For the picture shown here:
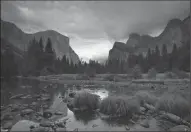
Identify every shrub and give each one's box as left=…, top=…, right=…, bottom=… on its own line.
left=85, top=67, right=96, bottom=78
left=131, top=65, right=142, bottom=79
left=155, top=93, right=190, bottom=118
left=104, top=74, right=115, bottom=81
left=99, top=96, right=140, bottom=117
left=76, top=74, right=90, bottom=80
left=172, top=69, right=189, bottom=79
left=73, top=90, right=100, bottom=111
left=135, top=91, right=158, bottom=106
left=148, top=68, right=157, bottom=79
left=103, top=74, right=122, bottom=82
left=165, top=72, right=178, bottom=79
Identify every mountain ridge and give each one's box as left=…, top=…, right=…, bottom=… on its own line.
left=108, top=16, right=190, bottom=61
left=1, top=19, right=79, bottom=64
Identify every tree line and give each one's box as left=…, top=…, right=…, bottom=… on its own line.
left=1, top=37, right=190, bottom=80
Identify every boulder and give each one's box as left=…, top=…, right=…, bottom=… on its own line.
left=43, top=110, right=52, bottom=118
left=31, top=126, right=52, bottom=132
left=1, top=113, right=13, bottom=121
left=10, top=120, right=39, bottom=132
left=2, top=121, right=13, bottom=129
left=10, top=94, right=24, bottom=99
left=140, top=119, right=150, bottom=128
left=169, top=125, right=190, bottom=131
left=39, top=120, right=54, bottom=127
left=20, top=109, right=34, bottom=116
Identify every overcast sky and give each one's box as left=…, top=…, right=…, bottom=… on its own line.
left=1, top=1, right=190, bottom=62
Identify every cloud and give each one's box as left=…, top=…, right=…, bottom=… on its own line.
left=1, top=1, right=190, bottom=61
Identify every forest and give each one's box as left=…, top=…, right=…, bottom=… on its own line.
left=1, top=37, right=190, bottom=80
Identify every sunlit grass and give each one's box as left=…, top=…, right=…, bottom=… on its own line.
left=155, top=92, right=190, bottom=118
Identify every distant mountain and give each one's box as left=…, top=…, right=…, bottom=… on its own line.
left=108, top=16, right=190, bottom=61
left=1, top=20, right=79, bottom=64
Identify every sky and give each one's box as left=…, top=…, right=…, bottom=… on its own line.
left=1, top=1, right=190, bottom=62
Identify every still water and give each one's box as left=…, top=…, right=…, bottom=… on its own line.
left=1, top=78, right=134, bottom=131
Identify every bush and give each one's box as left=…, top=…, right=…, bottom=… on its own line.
left=155, top=93, right=190, bottom=118
left=104, top=74, right=115, bottom=81
left=148, top=68, right=157, bottom=79
left=172, top=69, right=189, bottom=79
left=135, top=91, right=158, bottom=106
left=76, top=74, right=90, bottom=80
left=103, top=74, right=122, bottom=82
left=165, top=72, right=178, bottom=79
left=131, top=65, right=142, bottom=79
left=99, top=96, right=140, bottom=117
left=85, top=67, right=96, bottom=78
left=72, top=90, right=100, bottom=111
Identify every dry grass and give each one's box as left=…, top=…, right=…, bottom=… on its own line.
left=155, top=92, right=190, bottom=118
left=73, top=90, right=100, bottom=110
left=135, top=91, right=158, bottom=106
left=99, top=96, right=140, bottom=117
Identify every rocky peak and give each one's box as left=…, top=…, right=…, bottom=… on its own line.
left=108, top=16, right=190, bottom=61
left=1, top=19, right=79, bottom=64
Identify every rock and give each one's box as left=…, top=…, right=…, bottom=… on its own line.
left=39, top=120, right=54, bottom=127
left=41, top=97, right=50, bottom=101
left=56, top=127, right=66, bottom=131
left=140, top=119, right=150, bottom=128
left=36, top=112, right=43, bottom=117
left=43, top=104, right=49, bottom=109
left=20, top=109, right=34, bottom=116
left=23, top=104, right=29, bottom=107
left=1, top=106, right=6, bottom=111
left=169, top=125, right=190, bottom=131
left=92, top=124, right=98, bottom=128
left=10, top=120, right=39, bottom=132
left=34, top=94, right=41, bottom=99
left=31, top=102, right=38, bottom=106
left=31, top=126, right=51, bottom=132
left=11, top=104, right=20, bottom=112
left=125, top=125, right=130, bottom=130
left=43, top=110, right=52, bottom=118
left=2, top=122, right=13, bottom=129
left=10, top=94, right=24, bottom=99
left=1, top=113, right=13, bottom=121
left=55, top=122, right=66, bottom=128
left=54, top=111, right=63, bottom=115
left=21, top=95, right=32, bottom=99
left=73, top=128, right=78, bottom=131
left=1, top=129, right=8, bottom=132
left=140, top=107, right=146, bottom=112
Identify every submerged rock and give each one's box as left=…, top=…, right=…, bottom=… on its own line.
left=1, top=113, right=13, bottom=121
left=43, top=110, right=53, bottom=118
left=21, top=109, right=34, bottom=116
left=54, top=111, right=63, bottom=115
left=31, top=126, right=52, bottom=132
left=56, top=127, right=66, bottom=131
left=2, top=121, right=13, bottom=129
left=10, top=120, right=39, bottom=132
left=169, top=125, right=190, bottom=131
left=10, top=94, right=24, bottom=99
left=92, top=124, right=98, bottom=128
left=39, top=120, right=54, bottom=127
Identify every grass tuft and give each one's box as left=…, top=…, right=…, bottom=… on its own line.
left=73, top=90, right=100, bottom=111
left=155, top=93, right=190, bottom=118
left=135, top=91, right=158, bottom=106
left=99, top=96, right=140, bottom=117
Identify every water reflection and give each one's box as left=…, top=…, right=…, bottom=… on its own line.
left=1, top=78, right=130, bottom=131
